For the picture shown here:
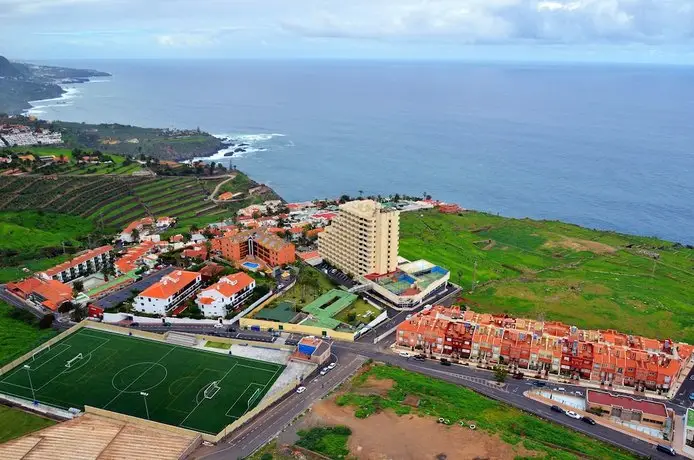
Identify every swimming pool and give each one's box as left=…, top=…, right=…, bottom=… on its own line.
left=242, top=261, right=260, bottom=271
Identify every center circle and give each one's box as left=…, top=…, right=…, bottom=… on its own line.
left=112, top=362, right=168, bottom=393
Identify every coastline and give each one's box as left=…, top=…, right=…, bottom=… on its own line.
left=189, top=133, right=287, bottom=164
left=24, top=86, right=81, bottom=117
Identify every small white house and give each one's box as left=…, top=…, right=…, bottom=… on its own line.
left=195, top=272, right=256, bottom=318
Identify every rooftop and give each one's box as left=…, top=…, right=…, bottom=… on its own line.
left=587, top=390, right=668, bottom=417
left=138, top=270, right=199, bottom=299
left=200, top=272, right=254, bottom=299
left=42, top=245, right=113, bottom=277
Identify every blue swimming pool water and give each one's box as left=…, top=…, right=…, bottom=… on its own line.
left=242, top=262, right=260, bottom=269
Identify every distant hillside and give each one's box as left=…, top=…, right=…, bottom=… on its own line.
left=0, top=56, right=22, bottom=77
left=0, top=56, right=110, bottom=114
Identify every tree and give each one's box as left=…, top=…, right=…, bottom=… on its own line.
left=493, top=366, right=508, bottom=383
left=39, top=313, right=55, bottom=329
left=347, top=312, right=357, bottom=323
left=131, top=228, right=140, bottom=242
left=72, top=280, right=84, bottom=295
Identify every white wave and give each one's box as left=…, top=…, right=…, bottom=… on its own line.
left=24, top=86, right=81, bottom=116
left=212, top=132, right=285, bottom=143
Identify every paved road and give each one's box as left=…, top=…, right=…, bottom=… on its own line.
left=94, top=266, right=176, bottom=309
left=331, top=342, right=683, bottom=459
left=191, top=349, right=367, bottom=460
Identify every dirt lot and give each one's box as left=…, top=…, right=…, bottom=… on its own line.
left=300, top=399, right=536, bottom=460
left=544, top=237, right=616, bottom=255
left=352, top=376, right=394, bottom=396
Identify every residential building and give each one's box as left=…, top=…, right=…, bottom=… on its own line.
left=133, top=270, right=201, bottom=315
left=396, top=306, right=692, bottom=395
left=292, top=336, right=331, bottom=365
left=195, top=272, right=255, bottom=317
left=363, top=258, right=449, bottom=307
left=211, top=228, right=295, bottom=268
left=114, top=241, right=155, bottom=274
left=7, top=277, right=73, bottom=311
left=318, top=199, right=399, bottom=276
left=586, top=390, right=673, bottom=433
left=120, top=217, right=154, bottom=243
left=40, top=246, right=114, bottom=283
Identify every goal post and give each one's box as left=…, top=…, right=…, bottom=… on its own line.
left=65, top=353, right=83, bottom=368
left=204, top=381, right=221, bottom=400
left=247, top=387, right=261, bottom=410
left=32, top=345, right=50, bottom=361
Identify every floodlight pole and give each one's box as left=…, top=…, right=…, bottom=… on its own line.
left=140, top=392, right=149, bottom=419
left=24, top=365, right=36, bottom=401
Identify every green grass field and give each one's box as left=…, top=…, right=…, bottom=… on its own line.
left=0, top=302, right=56, bottom=367
left=337, top=365, right=637, bottom=460
left=400, top=210, right=694, bottom=342
left=0, top=328, right=284, bottom=434
left=0, top=405, right=56, bottom=443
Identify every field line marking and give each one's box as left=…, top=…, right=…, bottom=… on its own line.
left=225, top=382, right=265, bottom=418
left=0, top=381, right=34, bottom=391
left=22, top=344, right=72, bottom=372
left=166, top=367, right=220, bottom=410
left=35, top=336, right=112, bottom=392
left=103, top=346, right=176, bottom=410
left=236, top=363, right=282, bottom=374
left=179, top=363, right=237, bottom=428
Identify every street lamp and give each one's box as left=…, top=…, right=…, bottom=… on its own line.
left=140, top=392, right=149, bottom=419
left=23, top=365, right=36, bottom=401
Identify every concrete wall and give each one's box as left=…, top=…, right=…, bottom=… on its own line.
left=85, top=405, right=201, bottom=440
left=239, top=317, right=355, bottom=342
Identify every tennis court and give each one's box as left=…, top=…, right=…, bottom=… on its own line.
left=0, top=328, right=284, bottom=434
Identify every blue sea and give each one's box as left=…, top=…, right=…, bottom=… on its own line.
left=28, top=60, right=694, bottom=243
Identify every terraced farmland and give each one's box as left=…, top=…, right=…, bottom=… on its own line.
left=0, top=176, right=230, bottom=231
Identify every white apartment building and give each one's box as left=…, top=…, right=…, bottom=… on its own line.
left=133, top=270, right=201, bottom=315
left=40, top=245, right=114, bottom=283
left=195, top=272, right=256, bottom=318
left=318, top=200, right=399, bottom=276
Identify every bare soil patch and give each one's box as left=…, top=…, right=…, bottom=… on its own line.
left=544, top=237, right=616, bottom=255
left=353, top=376, right=394, bottom=397
left=303, top=400, right=537, bottom=460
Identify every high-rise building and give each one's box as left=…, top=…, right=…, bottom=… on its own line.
left=318, top=200, right=399, bottom=276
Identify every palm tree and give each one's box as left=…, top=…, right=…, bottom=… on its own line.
left=358, top=190, right=364, bottom=198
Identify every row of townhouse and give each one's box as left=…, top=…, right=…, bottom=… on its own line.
left=40, top=245, right=114, bottom=283
left=397, top=306, right=693, bottom=393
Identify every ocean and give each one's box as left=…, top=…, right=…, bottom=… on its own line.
left=27, top=59, right=694, bottom=243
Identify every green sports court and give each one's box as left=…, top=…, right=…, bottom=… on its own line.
left=0, top=328, right=284, bottom=434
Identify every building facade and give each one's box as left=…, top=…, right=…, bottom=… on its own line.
left=211, top=229, right=295, bottom=267
left=396, top=306, right=692, bottom=395
left=195, top=272, right=256, bottom=318
left=133, top=270, right=201, bottom=315
left=318, top=200, right=399, bottom=276
left=586, top=390, right=672, bottom=433
left=40, top=246, right=114, bottom=283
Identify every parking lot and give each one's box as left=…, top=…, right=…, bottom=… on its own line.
left=315, top=262, right=357, bottom=288
left=94, top=266, right=175, bottom=309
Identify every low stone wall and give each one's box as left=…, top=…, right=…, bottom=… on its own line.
left=85, top=321, right=166, bottom=341
left=85, top=405, right=201, bottom=440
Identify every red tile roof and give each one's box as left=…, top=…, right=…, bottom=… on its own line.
left=32, top=279, right=73, bottom=311
left=587, top=390, right=667, bottom=417
left=138, top=271, right=199, bottom=299
left=42, top=246, right=113, bottom=277
left=200, top=272, right=254, bottom=299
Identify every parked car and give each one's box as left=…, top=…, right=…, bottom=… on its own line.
left=213, top=322, right=224, bottom=329
left=129, top=322, right=139, bottom=327
left=512, top=372, right=524, bottom=380
left=414, top=355, right=426, bottom=361
left=399, top=352, right=410, bottom=358
left=296, top=386, right=306, bottom=394
left=689, top=392, right=694, bottom=401
left=320, top=367, right=329, bottom=376
left=533, top=381, right=547, bottom=387
left=550, top=405, right=565, bottom=414
left=328, top=362, right=337, bottom=370
left=440, top=358, right=451, bottom=366
left=557, top=387, right=566, bottom=392
left=574, top=391, right=583, bottom=396
left=656, top=445, right=677, bottom=456
left=581, top=416, right=596, bottom=425
left=565, top=411, right=581, bottom=420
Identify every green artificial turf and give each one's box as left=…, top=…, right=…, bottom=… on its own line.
left=0, top=328, right=284, bottom=434
left=400, top=209, right=694, bottom=342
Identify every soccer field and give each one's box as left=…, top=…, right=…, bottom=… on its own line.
left=0, top=328, right=285, bottom=434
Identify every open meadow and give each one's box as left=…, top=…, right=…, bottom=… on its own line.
left=400, top=209, right=694, bottom=342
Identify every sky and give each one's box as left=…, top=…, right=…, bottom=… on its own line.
left=1, top=0, right=693, bottom=64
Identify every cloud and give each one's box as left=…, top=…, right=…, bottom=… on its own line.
left=280, top=0, right=694, bottom=45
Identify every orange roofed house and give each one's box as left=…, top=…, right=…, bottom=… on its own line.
left=194, top=272, right=255, bottom=318
left=396, top=306, right=692, bottom=395
left=211, top=228, right=295, bottom=269
left=7, top=278, right=74, bottom=312
left=133, top=270, right=201, bottom=315
left=39, top=245, right=114, bottom=283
